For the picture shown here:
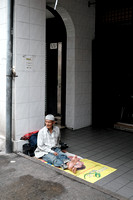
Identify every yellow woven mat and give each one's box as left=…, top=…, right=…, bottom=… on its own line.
left=39, top=158, right=117, bottom=183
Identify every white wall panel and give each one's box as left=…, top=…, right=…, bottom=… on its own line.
left=12, top=0, right=46, bottom=151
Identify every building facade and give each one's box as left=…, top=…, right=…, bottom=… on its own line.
left=0, top=0, right=95, bottom=152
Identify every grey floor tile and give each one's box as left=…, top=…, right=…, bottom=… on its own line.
left=114, top=151, right=128, bottom=157
left=107, top=159, right=126, bottom=168
left=83, top=150, right=98, bottom=156
left=128, top=169, right=133, bottom=174
left=112, top=170, right=128, bottom=177
left=96, top=174, right=117, bottom=185
left=120, top=173, right=133, bottom=181
left=103, top=181, right=124, bottom=192
left=124, top=160, right=133, bottom=167
left=116, top=186, right=133, bottom=199
left=97, top=156, right=117, bottom=163
left=107, top=197, right=120, bottom=200
left=78, top=143, right=90, bottom=148
left=121, top=148, right=133, bottom=153
left=126, top=153, right=133, bottom=159
left=60, top=127, right=133, bottom=199
left=79, top=153, right=90, bottom=158
left=76, top=148, right=90, bottom=154
left=119, top=155, right=132, bottom=162
left=126, top=181, right=133, bottom=189
left=88, top=156, right=102, bottom=161
left=96, top=159, right=111, bottom=165
left=113, top=177, right=130, bottom=185
left=118, top=165, right=131, bottom=173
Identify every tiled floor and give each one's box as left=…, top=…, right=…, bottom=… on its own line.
left=61, top=127, right=133, bottom=200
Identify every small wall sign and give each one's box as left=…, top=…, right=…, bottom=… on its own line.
left=50, top=43, right=57, bottom=49
left=25, top=56, right=32, bottom=71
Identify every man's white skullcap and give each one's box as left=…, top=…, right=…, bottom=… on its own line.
left=45, top=114, right=55, bottom=121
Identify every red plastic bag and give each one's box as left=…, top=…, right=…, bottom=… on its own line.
left=20, top=130, right=39, bottom=140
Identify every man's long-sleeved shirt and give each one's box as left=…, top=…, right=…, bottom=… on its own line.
left=35, top=126, right=61, bottom=158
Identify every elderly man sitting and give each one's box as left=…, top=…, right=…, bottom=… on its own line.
left=35, top=114, right=78, bottom=173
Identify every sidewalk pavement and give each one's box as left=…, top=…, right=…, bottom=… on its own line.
left=0, top=151, right=128, bottom=200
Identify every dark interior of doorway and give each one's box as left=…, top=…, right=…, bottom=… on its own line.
left=92, top=0, right=133, bottom=128
left=46, top=6, right=66, bottom=126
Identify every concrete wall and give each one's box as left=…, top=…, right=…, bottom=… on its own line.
left=12, top=0, right=46, bottom=151
left=0, top=0, right=7, bottom=152
left=46, top=0, right=95, bottom=129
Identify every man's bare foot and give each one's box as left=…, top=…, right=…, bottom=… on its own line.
left=71, top=166, right=77, bottom=174
left=71, top=155, right=79, bottom=162
left=67, top=155, right=79, bottom=172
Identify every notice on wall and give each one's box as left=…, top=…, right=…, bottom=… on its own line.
left=25, top=56, right=32, bottom=71
left=50, top=43, right=57, bottom=49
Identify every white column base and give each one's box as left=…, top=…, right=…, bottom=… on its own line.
left=0, top=136, right=5, bottom=152
left=13, top=140, right=28, bottom=153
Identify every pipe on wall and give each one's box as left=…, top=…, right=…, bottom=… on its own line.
left=6, top=0, right=14, bottom=153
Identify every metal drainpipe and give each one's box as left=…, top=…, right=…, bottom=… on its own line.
left=6, top=0, right=14, bottom=153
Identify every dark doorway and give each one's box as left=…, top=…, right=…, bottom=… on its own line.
left=92, top=1, right=133, bottom=127
left=46, top=6, right=66, bottom=126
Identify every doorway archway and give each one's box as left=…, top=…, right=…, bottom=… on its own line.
left=46, top=6, right=66, bottom=126
left=46, top=4, right=76, bottom=129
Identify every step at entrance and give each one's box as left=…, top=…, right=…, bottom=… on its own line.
left=55, top=116, right=65, bottom=129
left=114, top=122, right=133, bottom=132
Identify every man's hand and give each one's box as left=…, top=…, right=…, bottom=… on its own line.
left=53, top=152, right=58, bottom=156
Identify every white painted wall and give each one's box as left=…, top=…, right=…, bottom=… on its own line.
left=0, top=0, right=7, bottom=152
left=46, top=0, right=95, bottom=129
left=74, top=3, right=95, bottom=129
left=12, top=0, right=46, bottom=151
